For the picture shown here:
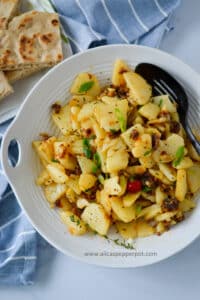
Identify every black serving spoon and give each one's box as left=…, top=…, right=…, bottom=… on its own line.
left=135, top=63, right=200, bottom=155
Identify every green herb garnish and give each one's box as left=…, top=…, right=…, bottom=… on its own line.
left=135, top=205, right=142, bottom=215
left=98, top=174, right=105, bottom=184
left=76, top=219, right=80, bottom=226
left=93, top=152, right=101, bottom=168
left=70, top=215, right=75, bottom=222
left=61, top=33, right=69, bottom=44
left=173, top=146, right=185, bottom=167
left=51, top=158, right=59, bottom=163
left=144, top=149, right=152, bottom=156
left=92, top=165, right=98, bottom=173
left=113, top=238, right=135, bottom=250
left=159, top=98, right=163, bottom=107
left=82, top=138, right=92, bottom=159
left=142, top=186, right=152, bottom=193
left=79, top=81, right=94, bottom=93
left=115, top=108, right=126, bottom=132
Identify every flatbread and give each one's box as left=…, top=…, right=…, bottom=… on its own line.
left=0, top=10, right=63, bottom=70
left=5, top=65, right=47, bottom=83
left=0, top=0, right=20, bottom=29
left=0, top=70, right=13, bottom=100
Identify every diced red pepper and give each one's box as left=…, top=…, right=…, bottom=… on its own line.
left=127, top=180, right=142, bottom=193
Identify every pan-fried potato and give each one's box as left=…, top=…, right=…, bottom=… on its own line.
left=123, top=72, right=152, bottom=105
left=98, top=190, right=112, bottom=215
left=106, top=148, right=128, bottom=172
left=81, top=203, right=110, bottom=235
left=52, top=104, right=72, bottom=135
left=166, top=134, right=185, bottom=159
left=44, top=183, right=66, bottom=204
left=139, top=103, right=160, bottom=120
left=60, top=211, right=87, bottom=235
left=112, top=59, right=130, bottom=86
left=179, top=198, right=195, bottom=212
left=70, top=73, right=101, bottom=97
left=34, top=59, right=199, bottom=242
left=94, top=99, right=128, bottom=132
left=175, top=169, right=187, bottom=201
left=66, top=175, right=81, bottom=195
left=116, top=221, right=137, bottom=239
left=123, top=192, right=141, bottom=207
left=77, top=156, right=96, bottom=174
left=159, top=163, right=176, bottom=182
left=132, top=133, right=152, bottom=158
left=155, top=186, right=166, bottom=205
left=153, top=95, right=176, bottom=113
left=33, top=137, right=56, bottom=166
left=137, top=204, right=161, bottom=220
left=121, top=124, right=144, bottom=149
left=187, top=165, right=200, bottom=193
left=46, top=162, right=68, bottom=184
left=36, top=169, right=53, bottom=186
left=136, top=220, right=155, bottom=237
left=79, top=173, right=97, bottom=191
left=110, top=197, right=136, bottom=223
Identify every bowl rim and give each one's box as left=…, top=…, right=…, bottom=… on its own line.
left=2, top=44, right=200, bottom=268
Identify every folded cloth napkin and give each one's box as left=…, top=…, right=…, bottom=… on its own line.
left=0, top=0, right=180, bottom=285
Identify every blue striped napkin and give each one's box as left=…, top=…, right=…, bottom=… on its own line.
left=0, top=0, right=180, bottom=285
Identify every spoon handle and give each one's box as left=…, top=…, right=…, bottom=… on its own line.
left=184, top=120, right=200, bottom=155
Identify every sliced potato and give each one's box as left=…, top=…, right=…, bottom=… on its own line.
left=77, top=156, right=96, bottom=174
left=112, top=59, right=130, bottom=86
left=67, top=175, right=81, bottom=195
left=132, top=133, right=152, bottom=158
left=149, top=169, right=171, bottom=185
left=58, top=197, right=72, bottom=211
left=136, top=220, right=155, bottom=237
left=81, top=203, right=110, bottom=235
left=78, top=102, right=96, bottom=122
left=159, top=163, right=176, bottom=182
left=70, top=73, right=101, bottom=97
left=36, top=169, right=53, bottom=186
left=123, top=72, right=152, bottom=105
left=153, top=95, right=176, bottom=113
left=94, top=99, right=128, bottom=132
left=116, top=221, right=137, bottom=239
left=79, top=173, right=97, bottom=191
left=166, top=134, right=185, bottom=159
left=139, top=155, right=155, bottom=168
left=138, top=204, right=161, bottom=220
left=99, top=190, right=112, bottom=215
left=174, top=157, right=193, bottom=169
left=44, top=183, right=66, bottom=204
left=106, top=148, right=128, bottom=173
left=121, top=124, right=144, bottom=149
left=187, top=164, right=200, bottom=193
left=139, top=103, right=160, bottom=120
left=123, top=192, right=141, bottom=207
left=175, top=169, right=187, bottom=201
left=60, top=211, right=87, bottom=235
left=104, top=176, right=122, bottom=196
left=33, top=137, right=56, bottom=166
left=179, top=198, right=195, bottom=212
left=52, top=104, right=72, bottom=135
left=46, top=162, right=68, bottom=184
left=187, top=142, right=200, bottom=161
left=155, top=186, right=166, bottom=205
left=126, top=165, right=146, bottom=175
left=110, top=197, right=136, bottom=223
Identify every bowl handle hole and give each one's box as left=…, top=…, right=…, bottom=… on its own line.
left=7, top=139, right=21, bottom=168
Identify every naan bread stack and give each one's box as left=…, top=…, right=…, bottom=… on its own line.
left=0, top=0, right=63, bottom=101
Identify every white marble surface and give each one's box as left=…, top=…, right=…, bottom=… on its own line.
left=1, top=0, right=200, bottom=298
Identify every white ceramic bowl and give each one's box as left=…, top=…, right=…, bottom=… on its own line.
left=1, top=45, right=200, bottom=268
